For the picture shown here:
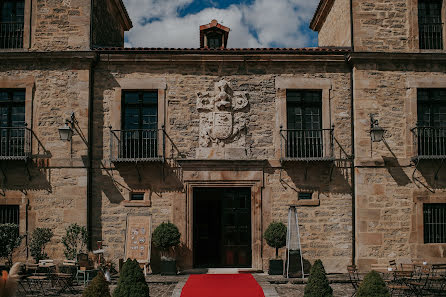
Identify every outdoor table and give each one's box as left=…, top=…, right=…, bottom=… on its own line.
left=26, top=275, right=48, bottom=296
left=76, top=268, right=98, bottom=287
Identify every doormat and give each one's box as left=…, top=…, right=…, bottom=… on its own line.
left=180, top=274, right=265, bottom=297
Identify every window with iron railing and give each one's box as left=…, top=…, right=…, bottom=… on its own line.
left=414, top=89, right=446, bottom=158
left=0, top=0, right=24, bottom=49
left=0, top=205, right=19, bottom=225
left=418, top=0, right=443, bottom=50
left=283, top=90, right=328, bottom=159
left=424, top=203, right=446, bottom=243
left=116, top=90, right=158, bottom=160
left=0, top=89, right=29, bottom=159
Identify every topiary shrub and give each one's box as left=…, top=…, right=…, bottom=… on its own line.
left=304, top=259, right=333, bottom=297
left=152, top=222, right=181, bottom=260
left=357, top=270, right=390, bottom=297
left=82, top=271, right=111, bottom=297
left=61, top=223, right=88, bottom=260
left=0, top=224, right=23, bottom=266
left=113, top=259, right=149, bottom=297
left=29, top=227, right=54, bottom=263
left=264, top=222, right=287, bottom=258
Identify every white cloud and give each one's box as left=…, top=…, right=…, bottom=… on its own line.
left=123, top=0, right=318, bottom=48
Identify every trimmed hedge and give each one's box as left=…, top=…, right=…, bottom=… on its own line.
left=357, top=270, right=390, bottom=297
left=263, top=222, right=287, bottom=258
left=82, top=271, right=110, bottom=297
left=304, top=259, right=333, bottom=297
left=113, top=259, right=149, bottom=297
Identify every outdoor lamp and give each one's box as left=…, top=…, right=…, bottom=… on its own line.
left=370, top=114, right=385, bottom=142
left=59, top=113, right=75, bottom=141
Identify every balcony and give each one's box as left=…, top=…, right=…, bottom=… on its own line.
left=110, top=128, right=165, bottom=162
left=411, top=126, right=446, bottom=160
left=419, top=23, right=443, bottom=50
left=280, top=128, right=334, bottom=162
left=0, top=127, right=31, bottom=160
left=0, top=22, right=24, bottom=49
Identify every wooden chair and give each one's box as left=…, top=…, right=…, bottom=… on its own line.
left=347, top=265, right=361, bottom=297
left=389, top=260, right=398, bottom=271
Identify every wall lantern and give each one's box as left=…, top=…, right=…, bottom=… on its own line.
left=59, top=113, right=75, bottom=141
left=370, top=114, right=385, bottom=142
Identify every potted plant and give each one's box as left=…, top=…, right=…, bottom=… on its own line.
left=264, top=221, right=287, bottom=275
left=152, top=222, right=181, bottom=275
left=61, top=223, right=88, bottom=260
left=29, top=227, right=54, bottom=263
left=0, top=224, right=24, bottom=268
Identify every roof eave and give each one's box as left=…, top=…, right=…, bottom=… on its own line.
left=112, top=0, right=133, bottom=31
left=310, top=0, right=335, bottom=32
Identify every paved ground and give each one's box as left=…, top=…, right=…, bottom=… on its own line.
left=15, top=273, right=355, bottom=297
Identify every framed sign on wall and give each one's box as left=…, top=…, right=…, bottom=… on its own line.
left=124, top=215, right=152, bottom=275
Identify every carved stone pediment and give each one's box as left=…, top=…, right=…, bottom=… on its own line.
left=196, top=79, right=249, bottom=159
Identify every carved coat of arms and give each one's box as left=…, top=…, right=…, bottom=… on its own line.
left=197, top=80, right=249, bottom=148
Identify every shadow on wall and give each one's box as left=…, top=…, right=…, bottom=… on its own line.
left=0, top=160, right=52, bottom=193
left=413, top=160, right=446, bottom=191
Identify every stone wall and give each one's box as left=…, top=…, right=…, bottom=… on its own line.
left=92, top=58, right=353, bottom=272
left=32, top=0, right=91, bottom=51
left=353, top=61, right=446, bottom=270
left=318, top=0, right=351, bottom=47
left=0, top=60, right=91, bottom=261
left=92, top=0, right=125, bottom=47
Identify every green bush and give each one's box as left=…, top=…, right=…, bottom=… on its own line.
left=82, top=271, right=111, bottom=297
left=304, top=259, right=333, bottom=297
left=263, top=222, right=287, bottom=258
left=152, top=222, right=180, bottom=259
left=113, top=259, right=149, bottom=297
left=0, top=224, right=23, bottom=266
left=61, top=223, right=88, bottom=260
left=29, top=227, right=54, bottom=263
left=357, top=270, right=390, bottom=297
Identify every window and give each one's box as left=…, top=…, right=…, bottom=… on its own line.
left=0, top=0, right=24, bottom=49
left=423, top=203, right=446, bottom=243
left=120, top=91, right=158, bottom=159
left=0, top=89, right=26, bottom=158
left=130, top=192, right=144, bottom=201
left=207, top=32, right=222, bottom=48
left=0, top=205, right=19, bottom=225
left=416, top=88, right=446, bottom=156
left=285, top=90, right=323, bottom=158
left=418, top=0, right=443, bottom=49
left=298, top=192, right=313, bottom=200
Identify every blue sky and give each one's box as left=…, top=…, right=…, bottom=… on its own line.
left=123, top=0, right=319, bottom=48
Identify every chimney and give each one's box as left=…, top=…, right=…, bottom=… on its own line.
left=199, top=20, right=230, bottom=49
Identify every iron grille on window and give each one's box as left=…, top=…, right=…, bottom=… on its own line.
left=418, top=0, right=443, bottom=49
left=424, top=203, right=446, bottom=243
left=414, top=89, right=446, bottom=158
left=0, top=0, right=24, bottom=49
left=282, top=90, right=333, bottom=160
left=0, top=205, right=19, bottom=225
left=0, top=89, right=29, bottom=159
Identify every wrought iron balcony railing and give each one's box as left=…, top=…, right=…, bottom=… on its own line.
left=110, top=128, right=165, bottom=162
left=280, top=128, right=334, bottom=161
left=412, top=126, right=446, bottom=159
left=419, top=23, right=443, bottom=50
left=0, top=127, right=31, bottom=160
left=0, top=22, right=24, bottom=49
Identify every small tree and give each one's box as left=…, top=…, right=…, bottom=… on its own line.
left=83, top=271, right=111, bottom=297
left=61, top=223, right=88, bottom=260
left=29, top=227, right=54, bottom=263
left=304, top=259, right=333, bottom=297
left=264, top=222, right=287, bottom=258
left=357, top=270, right=390, bottom=297
left=112, top=259, right=149, bottom=297
left=152, top=222, right=181, bottom=259
left=0, top=224, right=23, bottom=266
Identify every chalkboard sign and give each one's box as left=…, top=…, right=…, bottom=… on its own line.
left=124, top=215, right=152, bottom=263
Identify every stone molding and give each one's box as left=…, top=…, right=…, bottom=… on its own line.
left=274, top=77, right=332, bottom=159
left=111, top=77, right=166, bottom=156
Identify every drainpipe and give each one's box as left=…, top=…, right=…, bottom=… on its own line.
left=87, top=54, right=98, bottom=250
left=349, top=0, right=356, bottom=266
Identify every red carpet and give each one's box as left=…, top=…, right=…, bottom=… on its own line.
left=180, top=274, right=265, bottom=297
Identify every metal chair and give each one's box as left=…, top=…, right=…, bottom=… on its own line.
left=347, top=265, right=361, bottom=297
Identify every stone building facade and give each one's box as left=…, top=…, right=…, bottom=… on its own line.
left=0, top=0, right=445, bottom=273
